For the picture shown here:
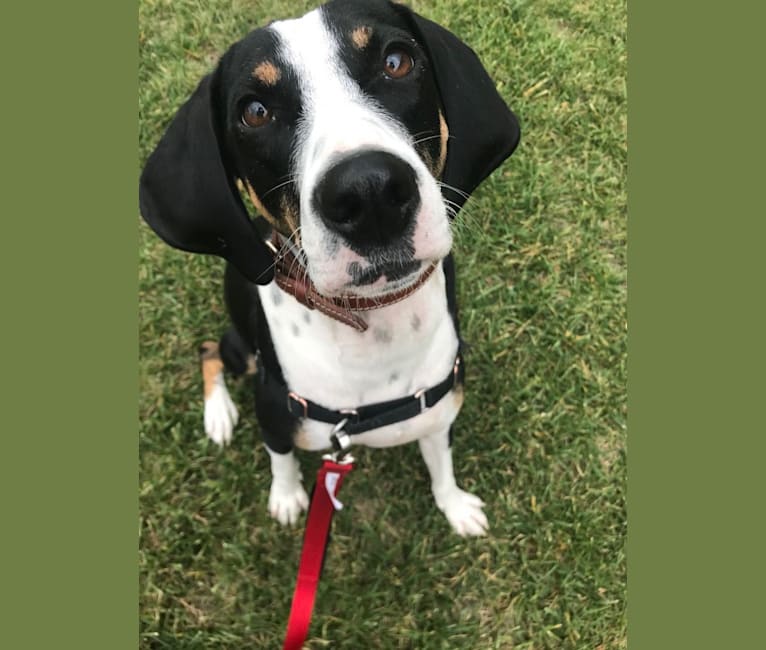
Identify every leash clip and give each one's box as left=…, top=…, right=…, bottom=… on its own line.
left=327, top=417, right=354, bottom=463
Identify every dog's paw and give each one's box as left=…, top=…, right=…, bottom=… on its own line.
left=268, top=481, right=310, bottom=526
left=438, top=488, right=489, bottom=537
left=204, top=383, right=239, bottom=446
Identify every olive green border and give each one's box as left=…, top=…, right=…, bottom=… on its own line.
left=629, top=2, right=764, bottom=648
left=2, top=3, right=137, bottom=647
left=4, top=0, right=763, bottom=647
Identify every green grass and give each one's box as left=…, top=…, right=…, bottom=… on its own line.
left=139, top=0, right=626, bottom=647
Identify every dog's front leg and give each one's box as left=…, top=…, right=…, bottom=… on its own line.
left=418, top=428, right=488, bottom=536
left=200, top=341, right=239, bottom=445
left=265, top=446, right=309, bottom=526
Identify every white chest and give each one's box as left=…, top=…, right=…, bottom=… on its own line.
left=257, top=267, right=462, bottom=451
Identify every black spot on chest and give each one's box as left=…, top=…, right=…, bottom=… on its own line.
left=373, top=327, right=393, bottom=344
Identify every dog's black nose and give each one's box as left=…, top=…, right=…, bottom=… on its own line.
left=313, top=151, right=419, bottom=245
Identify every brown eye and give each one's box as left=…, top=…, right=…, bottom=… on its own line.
left=242, top=100, right=271, bottom=128
left=384, top=49, right=414, bottom=79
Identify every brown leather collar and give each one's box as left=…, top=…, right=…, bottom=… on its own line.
left=267, top=232, right=437, bottom=332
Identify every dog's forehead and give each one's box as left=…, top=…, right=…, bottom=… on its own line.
left=219, top=26, right=283, bottom=89
left=219, top=1, right=414, bottom=96
left=267, top=0, right=412, bottom=76
left=316, top=0, right=412, bottom=33
left=279, top=0, right=409, bottom=40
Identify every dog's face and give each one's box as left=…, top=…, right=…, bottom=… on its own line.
left=221, top=0, right=450, bottom=296
left=140, top=0, right=520, bottom=289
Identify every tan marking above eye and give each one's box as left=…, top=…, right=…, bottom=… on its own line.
left=352, top=26, right=372, bottom=49
left=252, top=61, right=281, bottom=86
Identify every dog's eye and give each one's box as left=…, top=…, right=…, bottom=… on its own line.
left=384, top=49, right=414, bottom=79
left=242, top=100, right=271, bottom=128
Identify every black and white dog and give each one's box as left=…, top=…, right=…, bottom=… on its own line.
left=140, top=0, right=519, bottom=537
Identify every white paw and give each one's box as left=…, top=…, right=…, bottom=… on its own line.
left=437, top=488, right=489, bottom=537
left=204, top=383, right=239, bottom=445
left=268, top=481, right=309, bottom=526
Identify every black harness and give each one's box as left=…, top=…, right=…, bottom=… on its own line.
left=258, top=352, right=464, bottom=456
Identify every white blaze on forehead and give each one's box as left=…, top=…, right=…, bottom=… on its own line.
left=271, top=10, right=409, bottom=178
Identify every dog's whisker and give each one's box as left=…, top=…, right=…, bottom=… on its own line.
left=436, top=180, right=471, bottom=200
left=262, top=176, right=298, bottom=200
left=410, top=129, right=438, bottom=141
left=412, top=134, right=444, bottom=146
left=253, top=224, right=306, bottom=283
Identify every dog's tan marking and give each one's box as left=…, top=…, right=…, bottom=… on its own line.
left=280, top=194, right=301, bottom=242
left=240, top=179, right=297, bottom=240
left=252, top=60, right=281, bottom=86
left=199, top=341, right=224, bottom=399
left=242, top=179, right=279, bottom=227
left=437, top=110, right=449, bottom=178
left=453, top=384, right=465, bottom=410
left=351, top=26, right=373, bottom=49
left=417, top=112, right=449, bottom=178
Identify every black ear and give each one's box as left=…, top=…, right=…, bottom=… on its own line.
left=139, top=68, right=274, bottom=285
left=393, top=4, right=521, bottom=210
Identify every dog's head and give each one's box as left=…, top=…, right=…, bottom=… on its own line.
left=139, top=0, right=520, bottom=294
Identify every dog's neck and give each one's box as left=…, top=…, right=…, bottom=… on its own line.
left=259, top=261, right=458, bottom=411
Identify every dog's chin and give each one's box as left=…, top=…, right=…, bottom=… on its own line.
left=346, top=264, right=427, bottom=299
left=311, top=259, right=439, bottom=300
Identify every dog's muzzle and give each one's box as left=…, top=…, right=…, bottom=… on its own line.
left=267, top=232, right=437, bottom=333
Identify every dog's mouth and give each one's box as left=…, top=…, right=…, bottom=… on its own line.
left=338, top=259, right=433, bottom=299
left=270, top=232, right=437, bottom=302
left=348, top=259, right=422, bottom=286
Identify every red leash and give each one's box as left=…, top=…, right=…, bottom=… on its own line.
left=283, top=455, right=354, bottom=650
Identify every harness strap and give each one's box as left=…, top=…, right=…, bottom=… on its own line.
left=260, top=352, right=464, bottom=444
left=283, top=457, right=354, bottom=650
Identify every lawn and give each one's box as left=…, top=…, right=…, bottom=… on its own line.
left=138, top=0, right=626, bottom=647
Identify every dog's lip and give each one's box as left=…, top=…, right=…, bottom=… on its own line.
left=334, top=259, right=437, bottom=299
left=348, top=259, right=422, bottom=287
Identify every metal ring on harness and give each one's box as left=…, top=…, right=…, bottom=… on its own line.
left=329, top=417, right=352, bottom=461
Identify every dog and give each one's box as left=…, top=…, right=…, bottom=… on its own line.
left=140, top=0, right=520, bottom=537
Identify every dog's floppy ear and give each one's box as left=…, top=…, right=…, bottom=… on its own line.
left=139, top=68, right=274, bottom=285
left=393, top=4, right=521, bottom=210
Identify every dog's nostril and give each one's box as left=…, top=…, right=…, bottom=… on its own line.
left=314, top=151, right=419, bottom=241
